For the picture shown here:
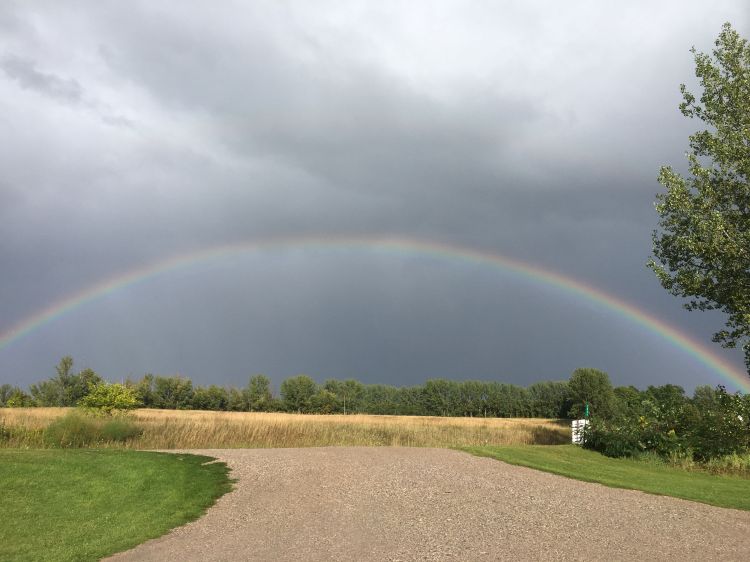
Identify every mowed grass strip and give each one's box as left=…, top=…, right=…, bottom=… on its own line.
left=0, top=449, right=232, bottom=562
left=465, top=445, right=750, bottom=511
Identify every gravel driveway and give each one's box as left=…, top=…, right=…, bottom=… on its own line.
left=106, top=447, right=750, bottom=561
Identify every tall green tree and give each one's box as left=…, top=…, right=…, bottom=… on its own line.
left=649, top=23, right=750, bottom=374
left=323, top=379, right=364, bottom=414
left=245, top=374, right=273, bottom=411
left=28, top=357, right=102, bottom=406
left=152, top=376, right=194, bottom=410
left=280, top=375, right=317, bottom=413
left=567, top=368, right=616, bottom=419
left=527, top=381, right=571, bottom=418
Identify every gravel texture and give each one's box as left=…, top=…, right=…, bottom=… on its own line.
left=106, top=447, right=750, bottom=561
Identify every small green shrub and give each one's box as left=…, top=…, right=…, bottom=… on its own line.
left=44, top=411, right=142, bottom=448
left=45, top=412, right=99, bottom=447
left=702, top=452, right=750, bottom=476
left=0, top=420, right=10, bottom=442
left=79, top=382, right=141, bottom=415
left=584, top=419, right=643, bottom=458
left=100, top=417, right=143, bottom=442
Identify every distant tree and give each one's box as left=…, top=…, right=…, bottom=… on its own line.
left=192, top=385, right=229, bottom=410
left=0, top=384, right=14, bottom=406
left=648, top=23, right=750, bottom=374
left=486, top=383, right=530, bottom=417
left=323, top=379, right=364, bottom=414
left=27, top=357, right=102, bottom=407
left=646, top=384, right=687, bottom=412
left=280, top=375, right=317, bottom=413
left=1, top=385, right=32, bottom=407
left=29, top=379, right=62, bottom=406
left=227, top=387, right=247, bottom=411
left=6, top=389, right=33, bottom=407
left=613, top=385, right=646, bottom=417
left=130, top=374, right=156, bottom=407
left=567, top=368, right=616, bottom=419
left=692, top=384, right=719, bottom=410
left=152, top=376, right=194, bottom=410
left=245, top=374, right=273, bottom=412
left=527, top=381, right=571, bottom=418
left=422, top=379, right=458, bottom=416
left=68, top=368, right=103, bottom=406
left=454, top=381, right=489, bottom=417
left=644, top=384, right=693, bottom=433
left=359, top=384, right=400, bottom=415
left=310, top=389, right=338, bottom=414
left=395, top=385, right=427, bottom=416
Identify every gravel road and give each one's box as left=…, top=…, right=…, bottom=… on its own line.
left=107, top=447, right=750, bottom=561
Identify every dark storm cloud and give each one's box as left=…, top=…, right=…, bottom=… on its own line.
left=0, top=1, right=748, bottom=391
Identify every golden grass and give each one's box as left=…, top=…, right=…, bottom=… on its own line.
left=0, top=407, right=570, bottom=449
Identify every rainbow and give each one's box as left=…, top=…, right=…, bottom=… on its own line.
left=1, top=235, right=747, bottom=391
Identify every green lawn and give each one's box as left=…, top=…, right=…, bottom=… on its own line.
left=0, top=449, right=232, bottom=562
left=465, top=445, right=750, bottom=511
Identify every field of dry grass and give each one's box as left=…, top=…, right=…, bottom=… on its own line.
left=0, top=407, right=570, bottom=449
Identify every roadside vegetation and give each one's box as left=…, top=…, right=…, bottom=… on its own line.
left=2, top=358, right=749, bottom=475
left=0, top=449, right=232, bottom=562
left=465, top=445, right=750, bottom=511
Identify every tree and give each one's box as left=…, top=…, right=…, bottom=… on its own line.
left=227, top=387, right=247, bottom=411
left=323, top=379, right=364, bottom=414
left=310, top=389, right=338, bottom=413
left=27, top=357, right=102, bottom=406
left=567, top=368, right=616, bottom=419
left=0, top=384, right=14, bottom=406
left=1, top=384, right=32, bottom=407
left=648, top=23, right=750, bottom=374
left=527, top=381, right=571, bottom=418
left=280, top=375, right=317, bottom=413
left=245, top=374, right=273, bottom=411
left=152, top=376, right=194, bottom=409
left=613, top=385, right=646, bottom=417
left=192, top=385, right=229, bottom=410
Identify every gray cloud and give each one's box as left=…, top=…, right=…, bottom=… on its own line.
left=0, top=54, right=83, bottom=104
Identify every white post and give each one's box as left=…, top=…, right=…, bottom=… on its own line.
left=571, top=419, right=589, bottom=444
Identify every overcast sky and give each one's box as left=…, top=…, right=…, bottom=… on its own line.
left=1, top=1, right=748, bottom=393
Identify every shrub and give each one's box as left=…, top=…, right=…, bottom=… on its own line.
left=583, top=385, right=750, bottom=463
left=78, top=382, right=141, bottom=415
left=44, top=411, right=142, bottom=448
left=100, top=416, right=143, bottom=442
left=45, top=412, right=101, bottom=447
left=583, top=418, right=644, bottom=458
left=0, top=420, right=10, bottom=442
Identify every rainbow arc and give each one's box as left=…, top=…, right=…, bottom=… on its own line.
left=1, top=235, right=747, bottom=391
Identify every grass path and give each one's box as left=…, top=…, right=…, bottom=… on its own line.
left=0, top=449, right=232, bottom=562
left=465, top=445, right=750, bottom=511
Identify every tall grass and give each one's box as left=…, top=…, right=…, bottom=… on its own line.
left=0, top=408, right=570, bottom=449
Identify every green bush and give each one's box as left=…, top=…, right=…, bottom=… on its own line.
left=78, top=382, right=141, bottom=415
left=0, top=420, right=10, bottom=442
left=100, top=417, right=143, bottom=442
left=44, top=411, right=142, bottom=448
left=583, top=386, right=750, bottom=463
left=584, top=419, right=644, bottom=458
left=45, top=412, right=99, bottom=448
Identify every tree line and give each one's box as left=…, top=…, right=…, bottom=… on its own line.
left=1, top=357, right=740, bottom=421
